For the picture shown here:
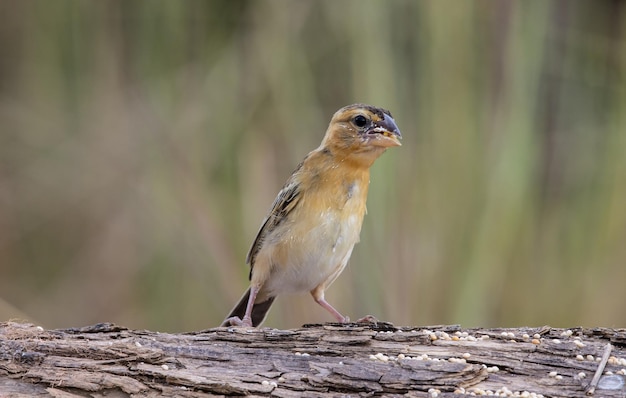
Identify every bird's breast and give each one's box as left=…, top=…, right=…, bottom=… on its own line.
left=261, top=179, right=368, bottom=296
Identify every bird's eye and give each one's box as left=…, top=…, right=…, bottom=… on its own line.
left=353, top=115, right=368, bottom=128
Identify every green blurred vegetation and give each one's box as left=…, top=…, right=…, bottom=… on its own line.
left=1, top=1, right=625, bottom=331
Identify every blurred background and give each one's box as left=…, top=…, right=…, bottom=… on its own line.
left=1, top=0, right=625, bottom=332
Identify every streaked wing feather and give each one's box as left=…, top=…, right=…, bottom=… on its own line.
left=246, top=170, right=302, bottom=277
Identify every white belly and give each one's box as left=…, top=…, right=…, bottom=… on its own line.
left=262, top=211, right=362, bottom=297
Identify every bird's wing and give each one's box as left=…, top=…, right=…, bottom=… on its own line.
left=245, top=165, right=303, bottom=276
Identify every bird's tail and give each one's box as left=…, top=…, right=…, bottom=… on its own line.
left=221, top=287, right=275, bottom=327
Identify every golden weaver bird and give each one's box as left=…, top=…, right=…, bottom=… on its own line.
left=223, top=103, right=401, bottom=327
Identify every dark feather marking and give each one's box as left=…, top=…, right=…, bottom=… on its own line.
left=222, top=288, right=276, bottom=327
left=346, top=182, right=355, bottom=199
left=340, top=103, right=392, bottom=120
left=246, top=163, right=303, bottom=278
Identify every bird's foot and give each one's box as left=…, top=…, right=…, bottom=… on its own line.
left=224, top=316, right=253, bottom=327
left=355, top=315, right=379, bottom=324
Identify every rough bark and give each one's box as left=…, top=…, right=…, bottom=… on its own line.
left=1, top=321, right=626, bottom=397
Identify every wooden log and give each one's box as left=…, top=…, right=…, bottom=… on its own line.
left=1, top=321, right=626, bottom=397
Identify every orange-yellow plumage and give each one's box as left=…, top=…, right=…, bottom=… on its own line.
left=222, top=104, right=401, bottom=327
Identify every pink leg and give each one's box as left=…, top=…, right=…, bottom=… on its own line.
left=225, top=285, right=259, bottom=327
left=311, top=291, right=349, bottom=323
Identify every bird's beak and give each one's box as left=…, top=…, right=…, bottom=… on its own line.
left=367, top=113, right=402, bottom=147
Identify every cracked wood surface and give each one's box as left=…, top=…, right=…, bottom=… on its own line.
left=1, top=321, right=626, bottom=397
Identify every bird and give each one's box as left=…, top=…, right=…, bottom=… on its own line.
left=222, top=103, right=402, bottom=327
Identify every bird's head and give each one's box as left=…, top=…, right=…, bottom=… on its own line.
left=321, top=104, right=402, bottom=165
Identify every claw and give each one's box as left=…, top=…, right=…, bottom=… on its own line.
left=224, top=316, right=253, bottom=327
left=355, top=315, right=379, bottom=324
